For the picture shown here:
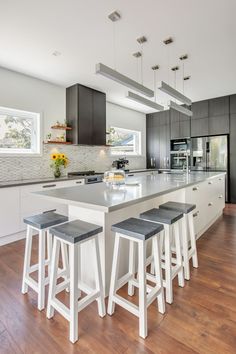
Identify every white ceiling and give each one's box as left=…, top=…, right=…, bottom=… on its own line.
left=0, top=0, right=235, bottom=113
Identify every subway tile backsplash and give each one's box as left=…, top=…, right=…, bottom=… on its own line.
left=0, top=145, right=146, bottom=181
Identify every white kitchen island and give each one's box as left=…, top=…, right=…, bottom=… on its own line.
left=35, top=171, right=225, bottom=294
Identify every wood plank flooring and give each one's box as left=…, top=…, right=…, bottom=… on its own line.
left=0, top=205, right=236, bottom=353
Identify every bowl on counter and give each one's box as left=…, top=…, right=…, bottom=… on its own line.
left=103, top=170, right=126, bottom=188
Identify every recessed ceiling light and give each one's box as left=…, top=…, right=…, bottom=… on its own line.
left=52, top=51, right=61, bottom=57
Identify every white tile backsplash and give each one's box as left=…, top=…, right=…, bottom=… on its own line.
left=0, top=145, right=146, bottom=181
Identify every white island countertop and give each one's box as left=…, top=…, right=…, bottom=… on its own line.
left=34, top=171, right=225, bottom=213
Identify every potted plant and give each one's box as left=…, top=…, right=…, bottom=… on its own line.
left=50, top=153, right=69, bottom=178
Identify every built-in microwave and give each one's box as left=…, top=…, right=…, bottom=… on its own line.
left=170, top=138, right=190, bottom=170
left=170, top=138, right=190, bottom=152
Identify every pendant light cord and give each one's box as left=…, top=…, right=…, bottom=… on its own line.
left=154, top=70, right=157, bottom=102
left=182, top=60, right=185, bottom=94
left=140, top=44, right=144, bottom=85
left=113, top=21, right=117, bottom=70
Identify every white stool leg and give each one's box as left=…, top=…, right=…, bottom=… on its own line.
left=182, top=214, right=190, bottom=280
left=164, top=224, right=173, bottom=304
left=47, top=231, right=53, bottom=276
left=77, top=244, right=81, bottom=298
left=94, top=237, right=106, bottom=317
left=150, top=247, right=155, bottom=275
left=153, top=235, right=165, bottom=314
left=22, top=225, right=33, bottom=294
left=38, top=230, right=46, bottom=311
left=128, top=240, right=135, bottom=296
left=61, top=242, right=70, bottom=292
left=108, top=234, right=121, bottom=316
left=69, top=243, right=79, bottom=344
left=47, top=237, right=60, bottom=319
left=174, top=222, right=185, bottom=288
left=188, top=212, right=199, bottom=268
left=138, top=240, right=147, bottom=339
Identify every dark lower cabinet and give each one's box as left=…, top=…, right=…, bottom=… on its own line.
left=66, top=84, right=106, bottom=145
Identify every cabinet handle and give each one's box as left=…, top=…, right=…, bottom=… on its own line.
left=75, top=181, right=82, bottom=184
left=42, top=184, right=56, bottom=188
left=192, top=187, right=199, bottom=191
left=219, top=195, right=223, bottom=199
left=219, top=178, right=223, bottom=181
left=208, top=181, right=213, bottom=185
left=208, top=202, right=213, bottom=206
left=193, top=211, right=199, bottom=217
left=128, top=174, right=134, bottom=177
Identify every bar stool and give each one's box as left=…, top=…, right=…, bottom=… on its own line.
left=47, top=219, right=106, bottom=344
left=21, top=211, right=69, bottom=310
left=108, top=217, right=165, bottom=339
left=140, top=208, right=184, bottom=304
left=159, top=201, right=198, bottom=280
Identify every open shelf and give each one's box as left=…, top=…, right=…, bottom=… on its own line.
left=51, top=125, right=72, bottom=130
left=44, top=141, right=72, bottom=145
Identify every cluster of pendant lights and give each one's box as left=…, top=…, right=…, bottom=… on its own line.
left=96, top=10, right=192, bottom=117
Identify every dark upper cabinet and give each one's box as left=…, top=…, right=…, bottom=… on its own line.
left=170, top=108, right=190, bottom=139
left=230, top=95, right=236, bottom=114
left=208, top=115, right=229, bottom=135
left=191, top=117, right=209, bottom=137
left=230, top=113, right=236, bottom=202
left=66, top=84, right=106, bottom=145
left=191, top=100, right=208, bottom=120
left=209, top=96, right=229, bottom=117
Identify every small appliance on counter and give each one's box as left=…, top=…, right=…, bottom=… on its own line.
left=112, top=158, right=129, bottom=170
left=67, top=171, right=103, bottom=184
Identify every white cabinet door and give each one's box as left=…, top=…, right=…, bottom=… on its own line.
left=0, top=187, right=20, bottom=237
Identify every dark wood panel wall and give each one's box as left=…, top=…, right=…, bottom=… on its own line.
left=146, top=94, right=236, bottom=202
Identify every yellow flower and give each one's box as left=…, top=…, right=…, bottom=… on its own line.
left=61, top=154, right=65, bottom=159
left=51, top=154, right=57, bottom=160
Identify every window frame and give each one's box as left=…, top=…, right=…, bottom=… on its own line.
left=0, top=106, right=42, bottom=157
left=109, top=126, right=142, bottom=157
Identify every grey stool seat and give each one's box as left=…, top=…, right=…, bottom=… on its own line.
left=23, top=212, right=68, bottom=230
left=140, top=208, right=183, bottom=225
left=111, top=217, right=164, bottom=241
left=50, top=220, right=103, bottom=244
left=159, top=201, right=196, bottom=214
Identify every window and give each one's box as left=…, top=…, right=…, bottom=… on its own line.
left=0, top=106, right=41, bottom=155
left=108, top=127, right=141, bottom=156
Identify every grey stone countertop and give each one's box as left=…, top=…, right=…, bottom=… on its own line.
left=34, top=171, right=226, bottom=213
left=0, top=169, right=158, bottom=188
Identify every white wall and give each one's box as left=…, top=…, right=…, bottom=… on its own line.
left=0, top=67, right=65, bottom=139
left=0, top=67, right=146, bottom=180
left=106, top=102, right=146, bottom=156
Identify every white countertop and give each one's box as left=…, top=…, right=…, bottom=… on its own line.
left=34, top=171, right=225, bottom=212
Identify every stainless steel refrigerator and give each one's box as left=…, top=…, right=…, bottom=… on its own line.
left=191, top=135, right=229, bottom=201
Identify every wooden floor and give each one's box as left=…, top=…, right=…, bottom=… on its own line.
left=1, top=205, right=236, bottom=353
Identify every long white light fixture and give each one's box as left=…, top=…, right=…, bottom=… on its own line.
left=169, top=100, right=193, bottom=117
left=96, top=63, right=154, bottom=97
left=127, top=91, right=164, bottom=111
left=159, top=81, right=192, bottom=105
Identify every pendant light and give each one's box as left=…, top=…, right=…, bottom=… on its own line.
left=126, top=37, right=164, bottom=111
left=159, top=38, right=192, bottom=106
left=96, top=12, right=154, bottom=98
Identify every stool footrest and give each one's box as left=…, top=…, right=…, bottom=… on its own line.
left=78, top=290, right=100, bottom=313
left=116, top=273, right=133, bottom=292
left=55, top=279, right=70, bottom=295
left=147, top=285, right=162, bottom=307
left=112, top=294, right=139, bottom=317
left=51, top=298, right=70, bottom=321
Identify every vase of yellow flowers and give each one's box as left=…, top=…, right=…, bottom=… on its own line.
left=50, top=153, right=69, bottom=178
